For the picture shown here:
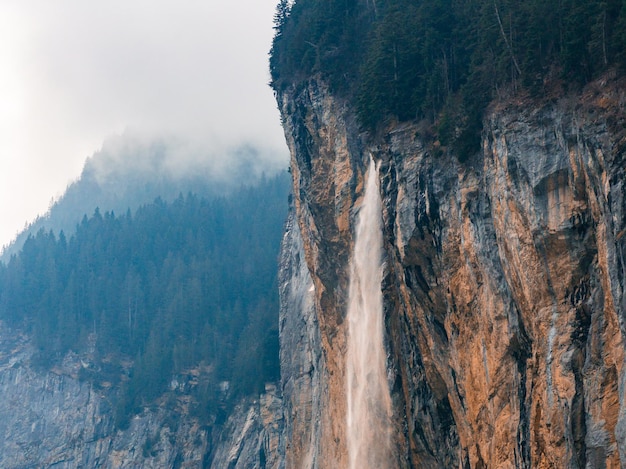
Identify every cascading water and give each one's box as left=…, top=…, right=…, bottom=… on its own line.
left=346, top=157, right=393, bottom=469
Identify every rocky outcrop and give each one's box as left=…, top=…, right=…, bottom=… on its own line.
left=0, top=323, right=284, bottom=469
left=276, top=76, right=626, bottom=467
left=209, top=383, right=285, bottom=469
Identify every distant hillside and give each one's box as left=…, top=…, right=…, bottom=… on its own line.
left=2, top=133, right=287, bottom=261
left=0, top=172, right=290, bottom=428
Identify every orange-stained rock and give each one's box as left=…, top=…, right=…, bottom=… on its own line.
left=276, top=76, right=626, bottom=468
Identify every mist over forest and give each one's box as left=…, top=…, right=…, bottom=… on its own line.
left=0, top=135, right=291, bottom=432
left=1, top=131, right=288, bottom=261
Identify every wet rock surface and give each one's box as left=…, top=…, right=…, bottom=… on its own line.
left=275, top=76, right=626, bottom=468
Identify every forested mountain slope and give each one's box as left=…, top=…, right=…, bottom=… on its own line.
left=0, top=172, right=290, bottom=432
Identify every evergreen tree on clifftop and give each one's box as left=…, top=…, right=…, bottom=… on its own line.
left=270, top=0, right=626, bottom=157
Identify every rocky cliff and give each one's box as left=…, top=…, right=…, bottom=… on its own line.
left=275, top=75, right=626, bottom=468
left=0, top=323, right=284, bottom=469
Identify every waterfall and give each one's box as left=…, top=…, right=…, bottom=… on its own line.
left=346, top=157, right=393, bottom=469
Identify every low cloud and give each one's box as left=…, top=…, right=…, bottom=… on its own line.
left=0, top=0, right=289, bottom=248
left=85, top=130, right=288, bottom=184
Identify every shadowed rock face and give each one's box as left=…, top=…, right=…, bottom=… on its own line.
left=276, top=77, right=626, bottom=468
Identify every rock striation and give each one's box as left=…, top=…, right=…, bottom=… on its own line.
left=275, top=76, right=626, bottom=468
left=209, top=383, right=285, bottom=469
left=278, top=212, right=323, bottom=468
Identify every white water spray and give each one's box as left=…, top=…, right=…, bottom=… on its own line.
left=346, top=157, right=393, bottom=469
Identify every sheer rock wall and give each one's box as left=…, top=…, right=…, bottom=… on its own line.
left=276, top=77, right=626, bottom=468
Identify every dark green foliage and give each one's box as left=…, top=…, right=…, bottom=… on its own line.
left=0, top=173, right=290, bottom=426
left=270, top=0, right=366, bottom=92
left=270, top=0, right=626, bottom=156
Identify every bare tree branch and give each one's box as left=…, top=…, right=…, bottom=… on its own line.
left=494, top=0, right=522, bottom=78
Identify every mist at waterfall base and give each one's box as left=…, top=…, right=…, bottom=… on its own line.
left=346, top=158, right=393, bottom=468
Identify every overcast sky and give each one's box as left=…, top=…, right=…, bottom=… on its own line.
left=0, top=0, right=288, bottom=250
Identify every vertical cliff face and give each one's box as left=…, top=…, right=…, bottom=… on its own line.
left=278, top=212, right=322, bottom=468
left=276, top=77, right=626, bottom=467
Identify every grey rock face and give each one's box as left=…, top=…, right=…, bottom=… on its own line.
left=0, top=323, right=284, bottom=469
left=208, top=383, right=284, bottom=469
left=277, top=212, right=322, bottom=468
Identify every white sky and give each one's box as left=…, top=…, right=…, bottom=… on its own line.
left=0, top=0, right=288, bottom=249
